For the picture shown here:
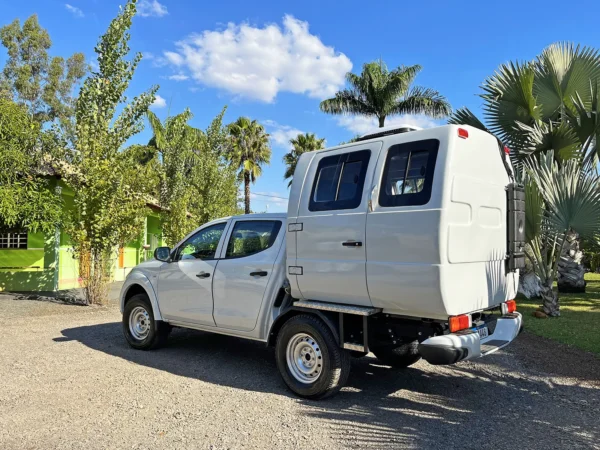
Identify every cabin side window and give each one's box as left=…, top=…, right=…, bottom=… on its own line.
left=309, top=150, right=371, bottom=212
left=379, top=139, right=439, bottom=207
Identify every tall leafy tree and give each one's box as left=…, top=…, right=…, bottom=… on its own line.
left=449, top=43, right=600, bottom=302
left=283, top=132, right=325, bottom=187
left=320, top=60, right=451, bottom=128
left=226, top=117, right=271, bottom=214
left=145, top=107, right=238, bottom=245
left=0, top=98, right=62, bottom=233
left=0, top=14, right=86, bottom=137
left=59, top=0, right=157, bottom=304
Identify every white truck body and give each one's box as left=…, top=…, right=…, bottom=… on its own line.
left=287, top=124, right=519, bottom=319
left=120, top=124, right=524, bottom=399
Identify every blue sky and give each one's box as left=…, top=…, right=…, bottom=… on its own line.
left=3, top=0, right=600, bottom=212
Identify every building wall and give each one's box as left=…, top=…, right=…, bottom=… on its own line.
left=0, top=232, right=56, bottom=292
left=0, top=177, right=163, bottom=292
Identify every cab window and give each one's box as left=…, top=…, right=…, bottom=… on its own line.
left=178, top=223, right=226, bottom=260
left=225, top=220, right=282, bottom=258
left=309, top=150, right=371, bottom=212
left=379, top=139, right=439, bottom=207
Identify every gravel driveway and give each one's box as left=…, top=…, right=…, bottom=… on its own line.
left=0, top=295, right=598, bottom=450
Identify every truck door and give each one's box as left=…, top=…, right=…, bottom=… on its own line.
left=157, top=221, right=229, bottom=326
left=294, top=143, right=382, bottom=306
left=212, top=218, right=284, bottom=331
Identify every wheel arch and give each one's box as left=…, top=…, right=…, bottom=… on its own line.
left=120, top=273, right=163, bottom=321
left=267, top=307, right=340, bottom=347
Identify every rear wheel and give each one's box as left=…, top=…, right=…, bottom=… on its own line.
left=122, top=294, right=169, bottom=350
left=275, top=314, right=351, bottom=399
left=373, top=340, right=421, bottom=368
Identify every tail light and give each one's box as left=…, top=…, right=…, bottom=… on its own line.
left=458, top=128, right=469, bottom=139
left=449, top=314, right=472, bottom=333
left=502, top=300, right=517, bottom=314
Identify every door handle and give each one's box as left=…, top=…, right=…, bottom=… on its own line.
left=250, top=271, right=268, bottom=277
left=196, top=272, right=211, bottom=278
left=342, top=241, right=362, bottom=247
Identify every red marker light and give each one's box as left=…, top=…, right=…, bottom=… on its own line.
left=504, top=146, right=511, bottom=155
left=449, top=314, right=472, bottom=333
left=458, top=128, right=469, bottom=139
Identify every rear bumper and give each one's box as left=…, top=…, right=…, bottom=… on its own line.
left=418, top=312, right=523, bottom=365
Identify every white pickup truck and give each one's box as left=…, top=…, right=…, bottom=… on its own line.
left=121, top=124, right=524, bottom=399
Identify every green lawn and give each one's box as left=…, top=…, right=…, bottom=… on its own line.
left=517, top=273, right=600, bottom=356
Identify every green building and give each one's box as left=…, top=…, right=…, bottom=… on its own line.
left=0, top=177, right=163, bottom=293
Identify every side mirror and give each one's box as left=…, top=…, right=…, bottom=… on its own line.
left=154, top=246, right=171, bottom=262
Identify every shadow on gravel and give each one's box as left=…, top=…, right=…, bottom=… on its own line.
left=56, top=322, right=600, bottom=450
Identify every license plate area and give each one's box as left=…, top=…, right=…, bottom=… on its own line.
left=476, top=326, right=489, bottom=339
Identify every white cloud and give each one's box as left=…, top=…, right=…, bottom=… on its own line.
left=143, top=52, right=155, bottom=60
left=65, top=4, right=84, bottom=18
left=168, top=74, right=189, bottom=81
left=336, top=115, right=440, bottom=136
left=264, top=120, right=304, bottom=149
left=151, top=94, right=167, bottom=109
left=138, top=0, right=168, bottom=18
left=164, top=51, right=184, bottom=66
left=162, top=15, right=352, bottom=102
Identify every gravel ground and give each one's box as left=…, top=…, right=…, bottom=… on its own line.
left=0, top=295, right=598, bottom=450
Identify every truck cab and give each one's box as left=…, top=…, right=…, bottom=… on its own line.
left=120, top=124, right=524, bottom=399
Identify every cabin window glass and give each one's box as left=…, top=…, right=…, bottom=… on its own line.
left=309, top=150, right=371, bottom=212
left=379, top=139, right=439, bottom=207
left=225, top=220, right=282, bottom=258
left=177, top=223, right=226, bottom=260
left=0, top=231, right=28, bottom=249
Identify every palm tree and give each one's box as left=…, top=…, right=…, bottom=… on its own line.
left=320, top=60, right=451, bottom=128
left=449, top=43, right=600, bottom=297
left=226, top=117, right=271, bottom=214
left=283, top=133, right=325, bottom=187
left=523, top=152, right=600, bottom=316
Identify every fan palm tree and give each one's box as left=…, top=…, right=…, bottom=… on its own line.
left=320, top=60, right=451, bottom=128
left=449, top=42, right=600, bottom=297
left=226, top=117, right=271, bottom=214
left=523, top=152, right=600, bottom=316
left=283, top=133, right=325, bottom=187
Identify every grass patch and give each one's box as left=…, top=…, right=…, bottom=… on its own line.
left=518, top=273, right=600, bottom=356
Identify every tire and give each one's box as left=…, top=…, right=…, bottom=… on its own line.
left=373, top=340, right=421, bottom=368
left=122, top=294, right=169, bottom=350
left=275, top=314, right=351, bottom=400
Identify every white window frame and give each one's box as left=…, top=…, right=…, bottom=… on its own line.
left=0, top=231, right=28, bottom=249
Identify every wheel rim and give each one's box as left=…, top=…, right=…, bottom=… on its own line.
left=129, top=306, right=151, bottom=341
left=286, top=332, right=323, bottom=384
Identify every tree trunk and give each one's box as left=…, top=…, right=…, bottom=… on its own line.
left=540, top=283, right=560, bottom=317
left=244, top=172, right=251, bottom=214
left=378, top=116, right=385, bottom=128
left=557, top=230, right=586, bottom=293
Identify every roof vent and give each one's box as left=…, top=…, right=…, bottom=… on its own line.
left=357, top=124, right=422, bottom=141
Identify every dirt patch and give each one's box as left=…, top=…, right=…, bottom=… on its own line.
left=1, top=298, right=598, bottom=449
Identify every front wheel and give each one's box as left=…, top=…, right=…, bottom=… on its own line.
left=122, top=294, right=169, bottom=350
left=373, top=341, right=421, bottom=368
left=275, top=314, right=351, bottom=399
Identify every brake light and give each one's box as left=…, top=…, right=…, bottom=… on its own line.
left=502, top=300, right=517, bottom=314
left=449, top=314, right=472, bottom=333
left=458, top=128, right=469, bottom=139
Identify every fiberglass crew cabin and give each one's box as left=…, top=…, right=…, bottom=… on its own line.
left=120, top=124, right=525, bottom=399
left=287, top=124, right=524, bottom=320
